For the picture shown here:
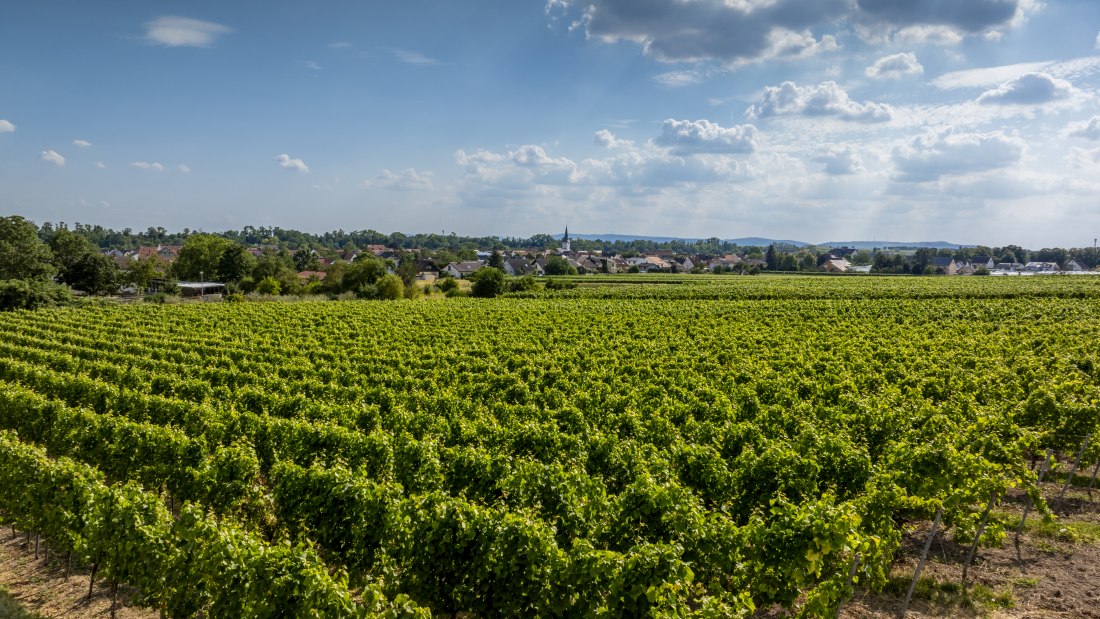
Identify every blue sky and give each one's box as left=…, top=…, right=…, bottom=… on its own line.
left=2, top=1, right=1100, bottom=246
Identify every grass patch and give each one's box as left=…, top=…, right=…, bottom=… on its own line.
left=995, top=511, right=1100, bottom=544
left=0, top=585, right=43, bottom=619
left=880, top=576, right=1014, bottom=615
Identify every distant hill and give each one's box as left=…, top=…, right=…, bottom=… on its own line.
left=819, top=241, right=973, bottom=250
left=568, top=233, right=809, bottom=247
left=565, top=233, right=968, bottom=250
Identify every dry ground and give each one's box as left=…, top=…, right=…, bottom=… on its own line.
left=0, top=532, right=153, bottom=619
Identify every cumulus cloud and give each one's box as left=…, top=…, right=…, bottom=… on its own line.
left=40, top=150, right=65, bottom=167
left=454, top=133, right=756, bottom=208
left=363, top=168, right=434, bottom=190
left=1096, top=30, right=1100, bottom=50
left=131, top=161, right=165, bottom=172
left=94, top=162, right=107, bottom=169
left=594, top=129, right=632, bottom=149
left=892, top=129, right=1023, bottom=182
left=551, top=0, right=847, bottom=64
left=746, top=81, right=892, bottom=122
left=976, top=73, right=1074, bottom=105
left=276, top=154, right=310, bottom=173
left=0, top=120, right=16, bottom=133
left=549, top=0, right=1023, bottom=65
left=654, top=119, right=757, bottom=155
left=178, top=164, right=192, bottom=173
left=865, top=52, right=923, bottom=79
left=814, top=146, right=865, bottom=175
left=143, top=16, right=233, bottom=48
left=1067, top=116, right=1100, bottom=140
left=72, top=139, right=92, bottom=148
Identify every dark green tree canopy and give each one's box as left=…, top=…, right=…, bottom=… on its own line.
left=0, top=216, right=56, bottom=281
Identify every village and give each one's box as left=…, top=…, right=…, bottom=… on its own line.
left=98, top=228, right=1097, bottom=299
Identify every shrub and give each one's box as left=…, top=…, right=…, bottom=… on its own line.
left=0, top=279, right=72, bottom=311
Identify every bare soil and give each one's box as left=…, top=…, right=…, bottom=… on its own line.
left=0, top=532, right=154, bottom=619
left=840, top=479, right=1100, bottom=619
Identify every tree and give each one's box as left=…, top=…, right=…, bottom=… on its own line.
left=173, top=235, right=235, bottom=280
left=470, top=268, right=505, bottom=298
left=396, top=253, right=419, bottom=287
left=544, top=255, right=575, bottom=276
left=0, top=216, right=55, bottom=281
left=765, top=244, right=779, bottom=270
left=66, top=253, right=120, bottom=294
left=342, top=255, right=388, bottom=292
left=375, top=274, right=405, bottom=300
left=488, top=250, right=505, bottom=270
left=218, top=245, right=256, bottom=284
left=254, top=277, right=281, bottom=295
left=48, top=229, right=97, bottom=277
left=294, top=248, right=319, bottom=272
left=126, top=255, right=164, bottom=292
left=46, top=228, right=120, bottom=293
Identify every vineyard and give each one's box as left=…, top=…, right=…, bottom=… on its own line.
left=1, top=275, right=1099, bottom=617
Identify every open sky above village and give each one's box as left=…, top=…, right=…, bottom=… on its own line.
left=2, top=1, right=1099, bottom=247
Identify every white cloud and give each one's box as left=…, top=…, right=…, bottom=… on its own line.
left=389, top=48, right=443, bottom=66
left=178, top=164, right=192, bottom=173
left=143, top=16, right=233, bottom=48
left=329, top=41, right=352, bottom=49
left=363, top=168, right=434, bottom=190
left=933, top=60, right=1053, bottom=90
left=302, top=60, right=322, bottom=71
left=747, top=81, right=892, bottom=122
left=276, top=154, right=310, bottom=173
left=865, top=52, right=923, bottom=79
left=654, top=119, right=757, bottom=155
left=72, top=139, right=92, bottom=148
left=0, top=120, right=15, bottom=133
left=1067, top=116, right=1100, bottom=140
left=976, top=73, right=1074, bottom=105
left=594, top=129, right=633, bottom=149
left=40, top=150, right=65, bottom=166
left=653, top=71, right=704, bottom=88
left=892, top=129, right=1023, bottom=182
left=131, top=161, right=165, bottom=172
left=1095, top=30, right=1100, bottom=50
left=94, top=162, right=107, bottom=169
left=814, top=146, right=865, bottom=175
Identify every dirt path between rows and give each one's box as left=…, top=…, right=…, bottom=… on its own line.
left=0, top=532, right=153, bottom=619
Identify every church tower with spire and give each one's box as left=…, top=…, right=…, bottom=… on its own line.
left=560, top=226, right=571, bottom=253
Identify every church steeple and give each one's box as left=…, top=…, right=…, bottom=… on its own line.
left=561, top=226, right=571, bottom=253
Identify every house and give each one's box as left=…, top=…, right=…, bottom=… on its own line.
left=931, top=257, right=958, bottom=275
left=444, top=261, right=483, bottom=278
left=971, top=255, right=995, bottom=270
left=823, top=259, right=852, bottom=273
left=994, top=262, right=1024, bottom=272
left=297, top=270, right=327, bottom=281
left=1024, top=261, right=1060, bottom=272
left=673, top=257, right=695, bottom=272
left=366, top=245, right=388, bottom=255
left=1064, top=259, right=1087, bottom=272
left=577, top=257, right=603, bottom=273
left=503, top=258, right=533, bottom=276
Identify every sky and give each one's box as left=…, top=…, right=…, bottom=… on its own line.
left=2, top=1, right=1100, bottom=247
